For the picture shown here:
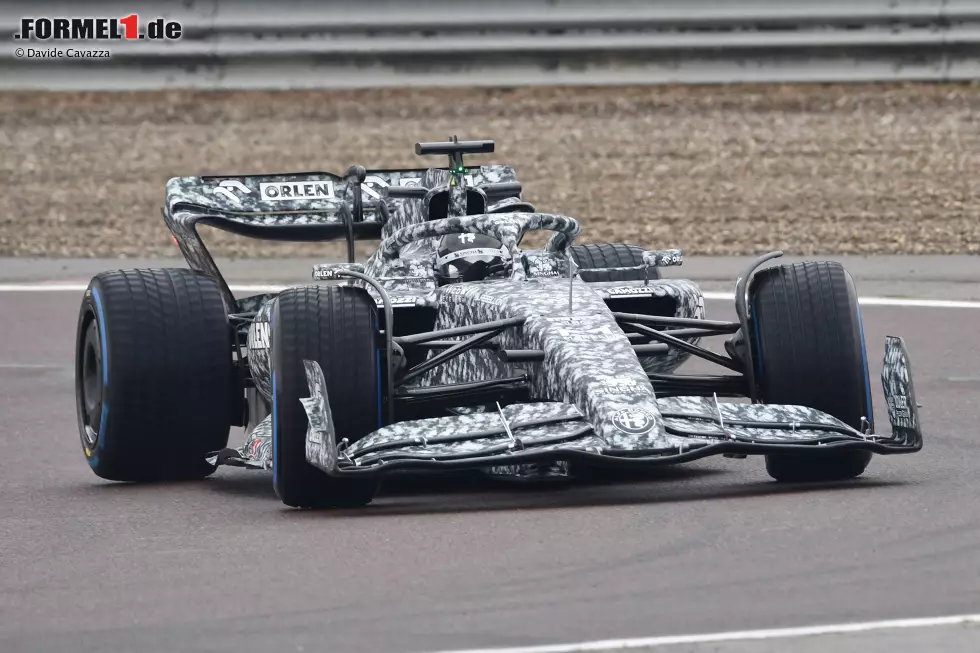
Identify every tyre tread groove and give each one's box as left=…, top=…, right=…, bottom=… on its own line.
left=750, top=261, right=873, bottom=482
left=569, top=243, right=662, bottom=283
left=77, top=268, right=233, bottom=482
left=271, top=285, right=379, bottom=509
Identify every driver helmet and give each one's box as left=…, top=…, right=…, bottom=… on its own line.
left=435, top=233, right=510, bottom=284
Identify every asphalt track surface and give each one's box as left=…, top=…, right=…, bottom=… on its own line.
left=1, top=257, right=979, bottom=653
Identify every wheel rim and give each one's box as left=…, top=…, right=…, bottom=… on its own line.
left=77, top=312, right=103, bottom=451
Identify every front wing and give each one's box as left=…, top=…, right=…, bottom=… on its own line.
left=217, top=337, right=921, bottom=475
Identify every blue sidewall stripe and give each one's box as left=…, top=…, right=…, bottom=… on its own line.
left=855, top=305, right=874, bottom=424
left=89, top=287, right=109, bottom=469
left=751, top=296, right=764, bottom=384
left=270, top=298, right=383, bottom=492
left=374, top=313, right=382, bottom=428
left=270, top=310, right=278, bottom=488
left=272, top=371, right=279, bottom=487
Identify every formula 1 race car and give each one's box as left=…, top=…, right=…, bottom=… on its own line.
left=73, top=138, right=923, bottom=508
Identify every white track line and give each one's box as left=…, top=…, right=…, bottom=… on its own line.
left=430, top=613, right=980, bottom=653
left=1, top=283, right=978, bottom=309
left=0, top=283, right=284, bottom=293
left=700, top=290, right=980, bottom=308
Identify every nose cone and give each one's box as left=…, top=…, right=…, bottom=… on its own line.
left=526, top=312, right=666, bottom=449
left=426, top=276, right=668, bottom=449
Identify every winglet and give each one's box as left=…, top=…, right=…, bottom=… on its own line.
left=301, top=360, right=341, bottom=475
left=881, top=336, right=924, bottom=450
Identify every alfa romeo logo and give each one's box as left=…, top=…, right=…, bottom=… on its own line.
left=611, top=408, right=655, bottom=435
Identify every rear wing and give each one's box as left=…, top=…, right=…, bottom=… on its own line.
left=167, top=171, right=348, bottom=217
left=165, top=166, right=511, bottom=223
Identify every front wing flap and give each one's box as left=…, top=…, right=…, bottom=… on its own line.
left=214, top=337, right=923, bottom=473
left=298, top=340, right=922, bottom=477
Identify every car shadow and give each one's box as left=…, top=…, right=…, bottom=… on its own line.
left=69, top=461, right=911, bottom=516
left=347, top=480, right=906, bottom=518
left=59, top=467, right=281, bottom=502
left=281, top=465, right=910, bottom=518
left=200, top=462, right=730, bottom=504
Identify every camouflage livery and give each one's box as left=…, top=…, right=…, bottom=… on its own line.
left=148, top=138, right=922, bottom=495
left=222, top=306, right=926, bottom=472
left=234, top=415, right=273, bottom=469
left=165, top=167, right=518, bottom=227
left=301, top=360, right=338, bottom=474
left=246, top=301, right=273, bottom=401
left=881, top=335, right=923, bottom=447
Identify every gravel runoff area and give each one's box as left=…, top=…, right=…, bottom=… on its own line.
left=0, top=83, right=978, bottom=260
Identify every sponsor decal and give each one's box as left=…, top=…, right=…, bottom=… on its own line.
left=887, top=394, right=911, bottom=419
left=607, top=286, right=655, bottom=298
left=311, top=266, right=350, bottom=281
left=439, top=283, right=501, bottom=306
left=595, top=384, right=642, bottom=397
left=654, top=251, right=683, bottom=266
left=435, top=247, right=507, bottom=265
left=554, top=325, right=616, bottom=343
left=212, top=179, right=251, bottom=205
left=522, top=253, right=565, bottom=278
left=531, top=268, right=562, bottom=277
left=437, top=283, right=504, bottom=307
left=441, top=284, right=470, bottom=296
left=248, top=322, right=270, bottom=350
left=303, top=379, right=327, bottom=445
left=593, top=376, right=643, bottom=397
left=611, top=408, right=656, bottom=435
left=259, top=180, right=336, bottom=202
left=375, top=296, right=418, bottom=307
left=307, top=420, right=323, bottom=445
left=202, top=172, right=482, bottom=206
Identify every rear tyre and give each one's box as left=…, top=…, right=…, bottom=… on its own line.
left=74, top=268, right=234, bottom=482
left=271, top=285, right=380, bottom=509
left=570, top=243, right=662, bottom=282
left=749, top=262, right=874, bottom=482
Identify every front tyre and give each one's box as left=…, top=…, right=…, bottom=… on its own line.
left=75, top=269, right=235, bottom=482
left=270, top=285, right=381, bottom=509
left=750, top=261, right=874, bottom=482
